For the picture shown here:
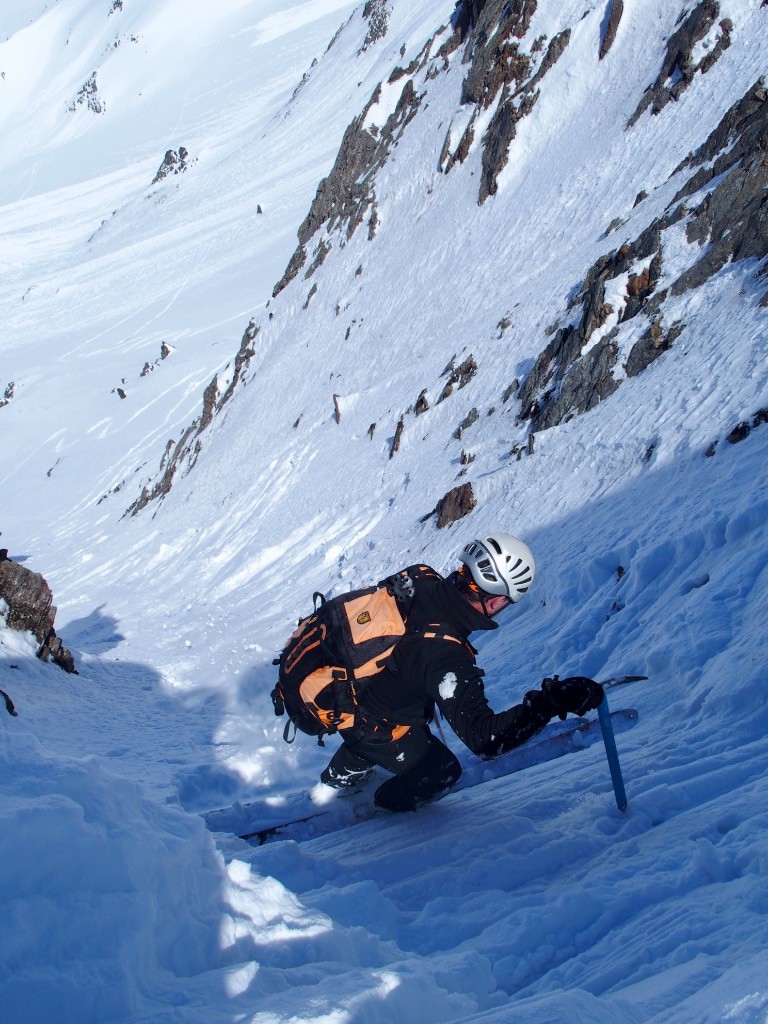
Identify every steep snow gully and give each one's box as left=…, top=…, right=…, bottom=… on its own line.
left=1, top=1, right=768, bottom=1022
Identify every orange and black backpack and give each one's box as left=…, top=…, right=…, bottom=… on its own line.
left=271, top=565, right=466, bottom=743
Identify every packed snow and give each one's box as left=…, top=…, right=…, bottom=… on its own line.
left=2, top=1, right=768, bottom=1022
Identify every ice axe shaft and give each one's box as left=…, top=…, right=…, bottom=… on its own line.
left=598, top=695, right=627, bottom=811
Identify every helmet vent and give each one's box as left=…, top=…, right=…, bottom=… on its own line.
left=488, top=538, right=503, bottom=555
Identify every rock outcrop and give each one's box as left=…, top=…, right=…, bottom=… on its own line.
left=152, top=147, right=190, bottom=185
left=599, top=0, right=624, bottom=60
left=0, top=560, right=76, bottom=673
left=627, top=2, right=731, bottom=127
left=127, top=321, right=259, bottom=515
left=519, top=76, right=768, bottom=432
left=69, top=72, right=104, bottom=114
left=273, top=79, right=424, bottom=297
left=441, top=1, right=572, bottom=203
left=435, top=482, right=477, bottom=528
left=360, top=0, right=390, bottom=52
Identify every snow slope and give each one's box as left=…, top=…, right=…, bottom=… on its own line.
left=2, top=0, right=768, bottom=1021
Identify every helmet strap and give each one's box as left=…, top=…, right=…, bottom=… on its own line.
left=456, top=565, right=495, bottom=617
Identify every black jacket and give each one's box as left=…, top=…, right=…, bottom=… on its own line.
left=356, top=567, right=553, bottom=758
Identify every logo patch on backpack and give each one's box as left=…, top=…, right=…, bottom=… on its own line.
left=356, top=611, right=372, bottom=625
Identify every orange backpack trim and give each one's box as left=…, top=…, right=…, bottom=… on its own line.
left=299, top=666, right=356, bottom=733
left=272, top=566, right=475, bottom=744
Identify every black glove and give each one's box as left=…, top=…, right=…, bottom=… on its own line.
left=540, top=675, right=604, bottom=721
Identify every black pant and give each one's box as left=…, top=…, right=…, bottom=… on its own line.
left=322, top=725, right=462, bottom=812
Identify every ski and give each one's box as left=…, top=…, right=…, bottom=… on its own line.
left=205, top=708, right=639, bottom=846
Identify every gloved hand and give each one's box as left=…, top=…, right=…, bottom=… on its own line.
left=541, top=675, right=604, bottom=720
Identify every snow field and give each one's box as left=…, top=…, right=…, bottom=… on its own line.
left=2, top=0, right=768, bottom=1021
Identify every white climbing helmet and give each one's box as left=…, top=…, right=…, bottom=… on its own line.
left=459, top=532, right=535, bottom=602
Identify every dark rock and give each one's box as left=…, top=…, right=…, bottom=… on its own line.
left=535, top=336, right=621, bottom=431
left=516, top=195, right=698, bottom=429
left=627, top=1, right=721, bottom=128
left=127, top=322, right=259, bottom=515
left=368, top=423, right=377, bottom=439
left=502, top=379, right=519, bottom=402
left=303, top=283, right=318, bottom=309
left=454, top=408, right=479, bottom=439
left=699, top=19, right=731, bottom=74
left=69, top=72, right=104, bottom=114
left=666, top=79, right=768, bottom=297
left=623, top=253, right=662, bottom=319
left=1, top=689, right=17, bottom=716
left=38, top=631, right=77, bottom=675
left=479, top=86, right=539, bottom=203
left=626, top=0, right=724, bottom=126
left=443, top=2, right=571, bottom=200
left=452, top=0, right=489, bottom=42
left=0, top=382, right=14, bottom=408
left=198, top=376, right=219, bottom=434
left=705, top=440, right=718, bottom=457
left=305, top=240, right=332, bottom=279
left=726, top=421, right=751, bottom=445
left=333, top=394, right=342, bottom=424
left=625, top=320, right=684, bottom=378
left=435, top=482, right=477, bottom=528
left=273, top=245, right=307, bottom=298
left=599, top=0, right=624, bottom=60
left=414, top=390, right=430, bottom=415
left=533, top=28, right=570, bottom=80
left=605, top=216, right=627, bottom=236
left=152, top=147, right=190, bottom=185
left=633, top=190, right=648, bottom=207
left=439, top=356, right=478, bottom=402
left=360, top=0, right=390, bottom=52
left=0, top=561, right=76, bottom=673
left=216, top=320, right=259, bottom=411
left=274, top=78, right=423, bottom=295
left=0, top=561, right=52, bottom=642
left=368, top=201, right=379, bottom=240
left=460, top=1, right=535, bottom=106
left=389, top=418, right=405, bottom=458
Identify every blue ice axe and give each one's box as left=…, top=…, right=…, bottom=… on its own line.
left=598, top=693, right=628, bottom=811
